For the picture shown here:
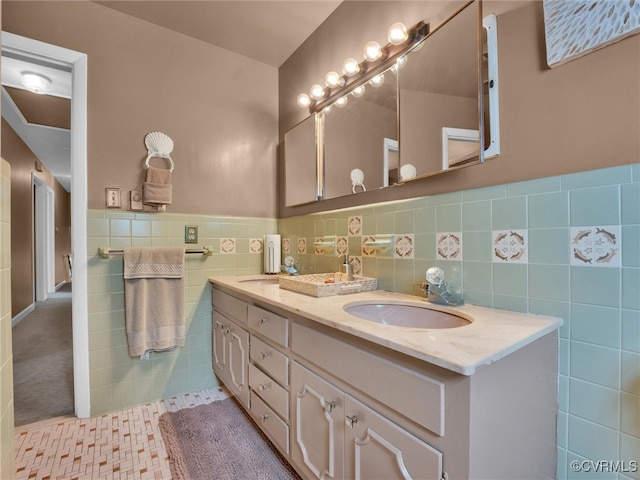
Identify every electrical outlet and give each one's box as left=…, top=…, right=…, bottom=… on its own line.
left=185, top=225, right=198, bottom=244
left=105, top=188, right=121, bottom=208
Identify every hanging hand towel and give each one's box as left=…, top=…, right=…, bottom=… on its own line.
left=143, top=166, right=173, bottom=206
left=124, top=247, right=185, bottom=357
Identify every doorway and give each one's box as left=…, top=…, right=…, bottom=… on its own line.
left=33, top=174, right=55, bottom=302
left=2, top=32, right=90, bottom=419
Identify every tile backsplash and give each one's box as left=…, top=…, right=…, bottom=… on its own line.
left=278, top=163, right=640, bottom=480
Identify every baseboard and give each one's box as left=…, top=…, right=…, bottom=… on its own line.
left=55, top=280, right=67, bottom=291
left=12, top=303, right=35, bottom=327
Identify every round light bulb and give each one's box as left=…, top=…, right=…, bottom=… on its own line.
left=391, top=55, right=408, bottom=74
left=388, top=23, right=408, bottom=45
left=323, top=105, right=333, bottom=114
left=343, top=58, right=360, bottom=76
left=324, top=71, right=344, bottom=88
left=352, top=85, right=366, bottom=98
left=363, top=41, right=382, bottom=62
left=370, top=73, right=385, bottom=87
left=335, top=96, right=348, bottom=108
left=310, top=84, right=326, bottom=100
left=297, top=93, right=311, bottom=108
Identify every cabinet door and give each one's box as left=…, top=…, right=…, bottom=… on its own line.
left=227, top=324, right=250, bottom=408
left=212, top=313, right=227, bottom=376
left=292, top=362, right=344, bottom=480
left=344, top=395, right=442, bottom=480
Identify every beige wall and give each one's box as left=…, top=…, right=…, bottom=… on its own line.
left=3, top=0, right=279, bottom=218
left=278, top=1, right=640, bottom=217
left=1, top=120, right=71, bottom=316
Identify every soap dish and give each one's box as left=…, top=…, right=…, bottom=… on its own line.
left=279, top=273, right=378, bottom=298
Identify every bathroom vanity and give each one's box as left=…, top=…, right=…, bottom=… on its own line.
left=209, top=275, right=561, bottom=480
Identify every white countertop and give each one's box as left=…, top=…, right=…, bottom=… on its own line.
left=209, top=274, right=562, bottom=376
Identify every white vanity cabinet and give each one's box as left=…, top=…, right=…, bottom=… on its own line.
left=212, top=310, right=250, bottom=408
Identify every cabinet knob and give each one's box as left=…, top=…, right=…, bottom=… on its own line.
left=324, top=400, right=336, bottom=413
left=259, top=317, right=268, bottom=325
left=259, top=383, right=270, bottom=391
left=345, top=415, right=358, bottom=429
left=261, top=413, right=269, bottom=423
left=260, top=351, right=270, bottom=360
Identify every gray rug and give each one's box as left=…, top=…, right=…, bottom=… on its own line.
left=159, top=397, right=301, bottom=480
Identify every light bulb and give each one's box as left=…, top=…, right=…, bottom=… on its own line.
left=391, top=55, right=408, bottom=74
left=343, top=58, right=360, bottom=76
left=324, top=71, right=344, bottom=88
left=310, top=84, right=325, bottom=100
left=352, top=85, right=366, bottom=98
left=297, top=93, right=311, bottom=108
left=388, top=23, right=408, bottom=45
left=335, top=96, right=348, bottom=108
left=363, top=41, right=382, bottom=62
left=370, top=73, right=385, bottom=87
left=323, top=105, right=333, bottom=114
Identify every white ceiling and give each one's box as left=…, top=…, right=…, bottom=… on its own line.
left=1, top=1, right=342, bottom=192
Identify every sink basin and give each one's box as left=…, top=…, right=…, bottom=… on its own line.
left=238, top=277, right=280, bottom=285
left=344, top=302, right=471, bottom=329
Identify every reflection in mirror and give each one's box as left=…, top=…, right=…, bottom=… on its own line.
left=284, top=115, right=318, bottom=206
left=399, top=1, right=481, bottom=179
left=323, top=68, right=397, bottom=199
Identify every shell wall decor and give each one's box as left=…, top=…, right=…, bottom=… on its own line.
left=543, top=0, right=640, bottom=68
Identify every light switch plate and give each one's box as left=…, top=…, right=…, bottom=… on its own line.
left=105, top=188, right=121, bottom=208
left=185, top=225, right=198, bottom=244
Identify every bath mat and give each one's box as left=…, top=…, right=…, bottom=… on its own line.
left=158, top=397, right=300, bottom=480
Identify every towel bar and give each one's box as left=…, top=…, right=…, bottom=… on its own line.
left=98, top=246, right=212, bottom=259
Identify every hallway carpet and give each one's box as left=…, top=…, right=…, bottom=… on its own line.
left=12, top=287, right=74, bottom=426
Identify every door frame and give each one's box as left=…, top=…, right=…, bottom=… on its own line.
left=32, top=173, right=55, bottom=302
left=2, top=32, right=90, bottom=418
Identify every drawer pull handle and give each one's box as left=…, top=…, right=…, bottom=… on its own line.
left=324, top=401, right=336, bottom=413
left=259, top=383, right=270, bottom=391
left=345, top=415, right=358, bottom=429
left=260, top=351, right=270, bottom=360
left=261, top=413, right=269, bottom=423
left=259, top=317, right=268, bottom=325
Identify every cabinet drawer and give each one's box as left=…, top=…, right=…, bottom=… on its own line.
left=212, top=288, right=247, bottom=325
left=248, top=304, right=288, bottom=347
left=250, top=392, right=290, bottom=455
left=249, top=363, right=289, bottom=421
left=292, top=323, right=445, bottom=436
left=251, top=335, right=289, bottom=386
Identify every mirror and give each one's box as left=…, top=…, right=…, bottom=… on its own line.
left=322, top=69, right=398, bottom=199
left=398, top=1, right=482, bottom=180
left=283, top=0, right=500, bottom=206
left=284, top=114, right=318, bottom=206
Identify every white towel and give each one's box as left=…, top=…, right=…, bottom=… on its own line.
left=123, top=247, right=185, bottom=357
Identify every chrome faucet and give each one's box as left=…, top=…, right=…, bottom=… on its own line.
left=422, top=267, right=463, bottom=306
left=280, top=256, right=299, bottom=275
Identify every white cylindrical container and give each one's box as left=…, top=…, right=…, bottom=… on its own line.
left=263, top=234, right=281, bottom=274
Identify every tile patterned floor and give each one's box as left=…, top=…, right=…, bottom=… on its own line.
left=14, top=387, right=229, bottom=480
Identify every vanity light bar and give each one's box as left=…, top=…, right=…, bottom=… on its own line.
left=297, top=20, right=429, bottom=113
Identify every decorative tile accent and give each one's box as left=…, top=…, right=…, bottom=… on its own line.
left=350, top=256, right=362, bottom=275
left=249, top=238, right=263, bottom=254
left=220, top=238, right=236, bottom=254
left=394, top=234, right=415, bottom=259
left=282, top=237, right=291, bottom=254
left=315, top=237, right=324, bottom=255
left=543, top=0, right=640, bottom=68
left=362, top=236, right=377, bottom=257
left=492, top=230, right=528, bottom=263
left=14, top=388, right=229, bottom=480
left=336, top=236, right=349, bottom=256
left=296, top=237, right=307, bottom=254
left=571, top=226, right=621, bottom=267
left=436, top=232, right=463, bottom=260
left=348, top=216, right=362, bottom=236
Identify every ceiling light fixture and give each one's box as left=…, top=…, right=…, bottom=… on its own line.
left=21, top=72, right=51, bottom=94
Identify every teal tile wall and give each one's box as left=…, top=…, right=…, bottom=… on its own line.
left=278, top=163, right=640, bottom=480
left=87, top=209, right=276, bottom=415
